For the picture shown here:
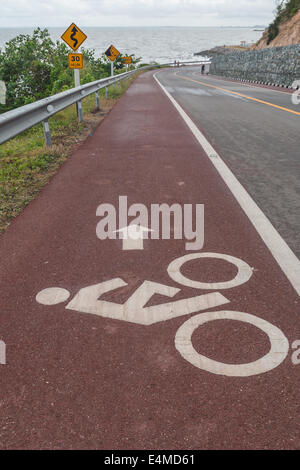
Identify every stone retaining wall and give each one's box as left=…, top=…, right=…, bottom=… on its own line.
left=209, top=44, right=300, bottom=88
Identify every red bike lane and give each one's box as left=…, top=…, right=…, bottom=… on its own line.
left=0, top=70, right=299, bottom=449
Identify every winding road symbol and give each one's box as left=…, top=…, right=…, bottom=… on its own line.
left=70, top=26, right=78, bottom=50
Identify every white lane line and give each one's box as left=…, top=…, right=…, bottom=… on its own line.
left=154, top=72, right=300, bottom=297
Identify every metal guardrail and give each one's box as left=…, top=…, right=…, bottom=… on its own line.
left=0, top=61, right=210, bottom=147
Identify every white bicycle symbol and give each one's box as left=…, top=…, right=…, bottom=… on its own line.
left=36, top=252, right=289, bottom=377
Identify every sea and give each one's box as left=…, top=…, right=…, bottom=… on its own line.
left=0, top=27, right=263, bottom=63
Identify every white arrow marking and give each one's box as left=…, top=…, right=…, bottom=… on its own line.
left=0, top=341, right=6, bottom=365
left=65, top=279, right=230, bottom=325
left=115, top=224, right=153, bottom=250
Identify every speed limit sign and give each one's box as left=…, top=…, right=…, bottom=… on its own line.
left=68, top=53, right=83, bottom=69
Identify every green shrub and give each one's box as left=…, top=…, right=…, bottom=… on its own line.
left=0, top=28, right=141, bottom=113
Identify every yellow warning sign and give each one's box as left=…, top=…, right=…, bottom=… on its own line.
left=105, top=45, right=120, bottom=62
left=68, top=53, right=83, bottom=69
left=61, top=23, right=87, bottom=51
left=123, top=56, right=132, bottom=65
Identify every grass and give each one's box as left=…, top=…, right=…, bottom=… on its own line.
left=0, top=75, right=136, bottom=232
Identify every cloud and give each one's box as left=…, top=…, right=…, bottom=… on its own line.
left=0, top=0, right=276, bottom=26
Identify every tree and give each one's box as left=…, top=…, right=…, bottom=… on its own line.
left=0, top=28, right=141, bottom=113
left=0, top=28, right=61, bottom=111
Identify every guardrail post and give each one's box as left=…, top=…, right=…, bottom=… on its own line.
left=95, top=91, right=100, bottom=111
left=105, top=86, right=108, bottom=98
left=42, top=119, right=52, bottom=148
left=76, top=101, right=83, bottom=122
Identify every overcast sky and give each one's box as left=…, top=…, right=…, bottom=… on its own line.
left=1, top=0, right=276, bottom=28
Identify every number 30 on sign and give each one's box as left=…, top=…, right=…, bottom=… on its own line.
left=68, top=53, right=83, bottom=69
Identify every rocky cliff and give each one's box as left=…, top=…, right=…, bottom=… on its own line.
left=253, top=9, right=300, bottom=50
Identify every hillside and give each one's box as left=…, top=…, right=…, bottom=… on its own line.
left=253, top=1, right=300, bottom=49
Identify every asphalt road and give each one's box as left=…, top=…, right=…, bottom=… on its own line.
left=0, top=70, right=299, bottom=450
left=157, top=67, right=300, bottom=258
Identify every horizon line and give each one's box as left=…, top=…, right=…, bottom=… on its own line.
left=0, top=25, right=266, bottom=28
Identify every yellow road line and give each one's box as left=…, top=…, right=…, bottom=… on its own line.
left=174, top=71, right=300, bottom=117
left=195, top=72, right=293, bottom=96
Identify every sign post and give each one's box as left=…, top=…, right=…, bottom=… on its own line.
left=61, top=23, right=87, bottom=122
left=73, top=65, right=83, bottom=121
